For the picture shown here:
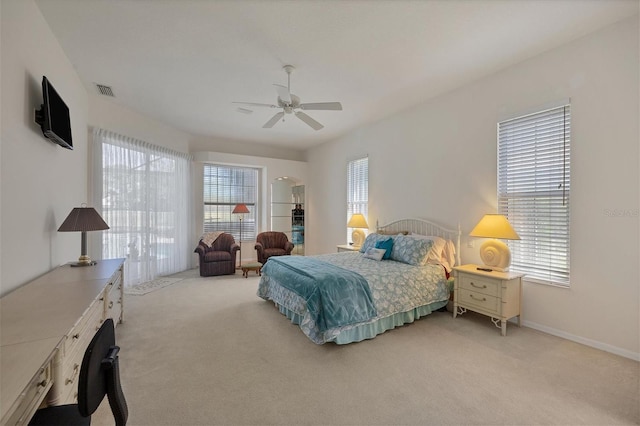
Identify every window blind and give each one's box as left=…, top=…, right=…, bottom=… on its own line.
left=203, top=164, right=258, bottom=241
left=347, top=157, right=369, bottom=243
left=498, top=105, right=571, bottom=286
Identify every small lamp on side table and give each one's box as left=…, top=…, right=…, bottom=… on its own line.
left=347, top=213, right=369, bottom=249
left=469, top=214, right=520, bottom=272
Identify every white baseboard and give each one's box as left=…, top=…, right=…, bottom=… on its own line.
left=522, top=320, right=640, bottom=361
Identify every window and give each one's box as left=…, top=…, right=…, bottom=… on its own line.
left=498, top=104, right=571, bottom=286
left=203, top=164, right=258, bottom=242
left=347, top=157, right=369, bottom=243
left=93, top=128, right=192, bottom=286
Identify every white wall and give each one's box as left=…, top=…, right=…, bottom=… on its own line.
left=306, top=16, right=639, bottom=359
left=1, top=0, right=89, bottom=296
left=192, top=151, right=307, bottom=266
left=88, top=96, right=192, bottom=153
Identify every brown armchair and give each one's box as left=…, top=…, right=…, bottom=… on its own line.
left=255, top=231, right=294, bottom=264
left=194, top=233, right=240, bottom=276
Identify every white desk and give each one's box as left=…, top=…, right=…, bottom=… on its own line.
left=0, top=259, right=124, bottom=425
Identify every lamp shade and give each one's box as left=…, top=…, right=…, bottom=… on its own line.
left=58, top=207, right=109, bottom=232
left=232, top=204, right=250, bottom=214
left=347, top=213, right=369, bottom=229
left=469, top=214, right=520, bottom=240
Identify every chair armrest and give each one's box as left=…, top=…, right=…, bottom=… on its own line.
left=194, top=243, right=207, bottom=255
left=229, top=243, right=240, bottom=254
left=254, top=242, right=264, bottom=251
left=284, top=241, right=294, bottom=253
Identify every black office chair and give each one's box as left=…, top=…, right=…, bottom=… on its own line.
left=29, top=318, right=128, bottom=426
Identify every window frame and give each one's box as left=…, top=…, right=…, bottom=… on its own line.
left=347, top=156, right=369, bottom=244
left=203, top=164, right=258, bottom=242
left=497, top=103, right=571, bottom=287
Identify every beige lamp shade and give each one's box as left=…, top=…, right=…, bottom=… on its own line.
left=469, top=214, right=520, bottom=240
left=469, top=214, right=519, bottom=272
left=347, top=213, right=369, bottom=248
left=347, top=213, right=369, bottom=229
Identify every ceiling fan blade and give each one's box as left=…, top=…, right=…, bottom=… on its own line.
left=232, top=102, right=277, bottom=108
left=263, top=111, right=285, bottom=128
left=299, top=102, right=343, bottom=111
left=295, top=111, right=324, bottom=130
left=274, top=84, right=291, bottom=104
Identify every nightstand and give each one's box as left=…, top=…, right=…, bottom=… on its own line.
left=452, top=264, right=524, bottom=336
left=337, top=244, right=358, bottom=252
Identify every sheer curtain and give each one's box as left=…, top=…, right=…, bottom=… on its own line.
left=92, top=128, right=192, bottom=286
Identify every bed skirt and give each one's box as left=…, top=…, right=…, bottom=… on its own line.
left=273, top=298, right=448, bottom=345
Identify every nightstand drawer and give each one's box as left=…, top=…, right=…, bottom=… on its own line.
left=458, top=289, right=499, bottom=313
left=459, top=275, right=500, bottom=297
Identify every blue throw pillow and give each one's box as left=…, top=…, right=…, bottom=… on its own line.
left=360, top=233, right=388, bottom=253
left=375, top=238, right=394, bottom=260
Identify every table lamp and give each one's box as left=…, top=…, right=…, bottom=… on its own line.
left=58, top=205, right=109, bottom=267
left=469, top=214, right=520, bottom=272
left=347, top=213, right=369, bottom=249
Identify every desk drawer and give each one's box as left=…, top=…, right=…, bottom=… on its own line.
left=105, top=275, right=123, bottom=324
left=458, top=289, right=499, bottom=314
left=2, top=364, right=52, bottom=426
left=62, top=300, right=104, bottom=361
left=52, top=299, right=104, bottom=405
left=459, top=275, right=500, bottom=297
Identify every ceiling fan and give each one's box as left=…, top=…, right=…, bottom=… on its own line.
left=233, top=65, right=342, bottom=131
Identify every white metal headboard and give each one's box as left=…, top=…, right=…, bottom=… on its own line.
left=376, top=218, right=461, bottom=266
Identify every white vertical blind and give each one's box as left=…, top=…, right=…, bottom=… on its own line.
left=498, top=105, right=571, bottom=286
left=92, top=128, right=193, bottom=286
left=347, top=157, right=369, bottom=243
left=203, top=164, right=258, bottom=242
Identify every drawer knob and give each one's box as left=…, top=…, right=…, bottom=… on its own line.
left=72, top=333, right=80, bottom=339
left=470, top=294, right=487, bottom=302
left=109, top=301, right=114, bottom=309
left=470, top=282, right=487, bottom=289
left=37, top=380, right=47, bottom=387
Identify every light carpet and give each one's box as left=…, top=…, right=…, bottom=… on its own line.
left=93, top=269, right=639, bottom=425
left=124, top=277, right=184, bottom=295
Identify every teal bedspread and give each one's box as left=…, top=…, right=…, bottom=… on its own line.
left=260, top=256, right=377, bottom=332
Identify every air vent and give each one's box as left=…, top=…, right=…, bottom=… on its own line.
left=95, top=83, right=115, bottom=97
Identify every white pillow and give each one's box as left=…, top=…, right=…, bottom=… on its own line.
left=363, top=247, right=386, bottom=261
left=441, top=239, right=457, bottom=272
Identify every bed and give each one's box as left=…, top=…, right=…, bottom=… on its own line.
left=257, top=218, right=461, bottom=344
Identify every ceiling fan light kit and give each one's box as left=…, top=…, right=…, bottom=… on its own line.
left=233, top=65, right=342, bottom=131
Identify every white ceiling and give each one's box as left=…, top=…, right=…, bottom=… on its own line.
left=35, top=0, right=638, bottom=150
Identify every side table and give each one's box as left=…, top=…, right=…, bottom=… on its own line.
left=453, top=264, right=524, bottom=336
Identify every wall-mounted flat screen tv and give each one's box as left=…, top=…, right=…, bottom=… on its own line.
left=35, top=76, right=73, bottom=150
